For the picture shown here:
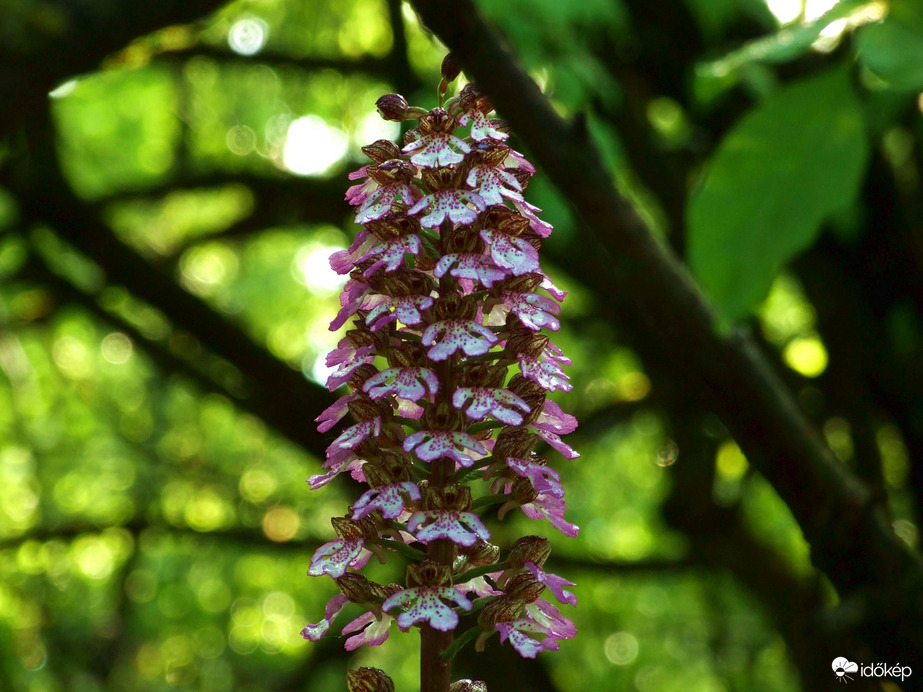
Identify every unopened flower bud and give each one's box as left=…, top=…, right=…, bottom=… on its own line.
left=348, top=364, right=380, bottom=392
left=434, top=292, right=477, bottom=321
left=441, top=53, right=462, bottom=83
left=361, top=139, right=403, bottom=163
left=504, top=571, right=545, bottom=602
left=336, top=573, right=380, bottom=604
left=460, top=538, right=501, bottom=567
left=494, top=428, right=538, bottom=460
left=347, top=667, right=395, bottom=692
left=417, top=107, right=455, bottom=135
left=508, top=535, right=552, bottom=568
left=407, top=560, right=452, bottom=587
left=450, top=681, right=487, bottom=692
left=376, top=94, right=411, bottom=121
left=425, top=483, right=472, bottom=511
left=421, top=401, right=466, bottom=432
left=507, top=374, right=546, bottom=423
left=348, top=395, right=390, bottom=423
left=505, top=330, right=548, bottom=359
left=478, top=595, right=524, bottom=631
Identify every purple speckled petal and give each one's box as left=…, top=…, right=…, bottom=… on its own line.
left=422, top=320, right=498, bottom=361
left=480, top=229, right=540, bottom=276
left=513, top=199, right=554, bottom=238
left=308, top=538, right=365, bottom=577
left=496, top=619, right=558, bottom=658
left=363, top=367, right=439, bottom=402
left=315, top=393, right=356, bottom=433
left=356, top=183, right=415, bottom=224
left=507, top=457, right=564, bottom=498
left=414, top=189, right=486, bottom=228
left=435, top=253, right=508, bottom=288
left=300, top=594, right=349, bottom=641
left=407, top=510, right=491, bottom=547
left=403, top=430, right=488, bottom=468
left=359, top=235, right=422, bottom=276
left=365, top=295, right=434, bottom=331
left=534, top=400, right=578, bottom=435
left=503, top=291, right=561, bottom=331
left=342, top=611, right=394, bottom=650
left=525, top=563, right=577, bottom=606
left=518, top=354, right=572, bottom=392
left=352, top=482, right=421, bottom=520
left=452, top=387, right=530, bottom=425
left=466, top=166, right=523, bottom=205
left=521, top=494, right=579, bottom=537
left=329, top=417, right=381, bottom=453
left=403, top=133, right=471, bottom=166
left=382, top=586, right=472, bottom=632
left=527, top=599, right=577, bottom=639
left=458, top=110, right=509, bottom=141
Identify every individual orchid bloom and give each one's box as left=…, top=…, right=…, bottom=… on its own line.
left=479, top=228, right=540, bottom=276
left=403, top=430, right=487, bottom=468
left=409, top=188, right=486, bottom=228
left=535, top=400, right=578, bottom=432
left=456, top=573, right=504, bottom=598
left=507, top=457, right=565, bottom=499
left=342, top=610, right=396, bottom=650
left=520, top=493, right=580, bottom=538
left=458, top=109, right=508, bottom=141
left=452, top=387, right=531, bottom=426
left=365, top=295, right=434, bottom=331
left=328, top=417, right=381, bottom=454
left=518, top=352, right=572, bottom=392
left=496, top=618, right=560, bottom=658
left=382, top=586, right=473, bottom=631
left=422, top=319, right=498, bottom=360
left=358, top=235, right=422, bottom=276
left=525, top=562, right=577, bottom=607
left=466, top=166, right=523, bottom=205
left=512, top=198, right=554, bottom=238
left=352, top=482, right=422, bottom=521
left=329, top=230, right=371, bottom=274
left=402, top=131, right=471, bottom=167
left=307, top=454, right=365, bottom=490
left=528, top=423, right=580, bottom=460
left=408, top=510, right=491, bottom=547
left=355, top=183, right=416, bottom=224
left=435, top=253, right=508, bottom=288
left=328, top=280, right=384, bottom=332
left=526, top=598, right=577, bottom=640
left=363, top=366, right=439, bottom=402
left=501, top=291, right=562, bottom=331
left=315, top=393, right=357, bottom=433
left=308, top=538, right=371, bottom=578
left=301, top=594, right=350, bottom=642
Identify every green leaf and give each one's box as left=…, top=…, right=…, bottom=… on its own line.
left=857, top=2, right=923, bottom=90
left=687, top=67, right=869, bottom=326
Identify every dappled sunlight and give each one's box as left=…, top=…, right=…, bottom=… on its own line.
left=282, top=115, right=349, bottom=176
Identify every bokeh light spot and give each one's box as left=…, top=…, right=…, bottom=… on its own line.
left=282, top=116, right=349, bottom=176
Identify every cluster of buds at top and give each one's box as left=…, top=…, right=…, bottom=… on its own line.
left=302, top=61, right=579, bottom=687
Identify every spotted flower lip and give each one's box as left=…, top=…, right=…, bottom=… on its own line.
left=383, top=586, right=473, bottom=631
left=305, top=76, right=580, bottom=672
left=408, top=510, right=491, bottom=547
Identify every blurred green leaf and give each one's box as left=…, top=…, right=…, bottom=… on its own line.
left=688, top=66, right=869, bottom=326
left=857, top=2, right=923, bottom=90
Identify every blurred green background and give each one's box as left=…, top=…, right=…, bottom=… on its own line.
left=3, top=0, right=923, bottom=690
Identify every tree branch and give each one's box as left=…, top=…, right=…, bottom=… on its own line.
left=408, top=0, right=923, bottom=676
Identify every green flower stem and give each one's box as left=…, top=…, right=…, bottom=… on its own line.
left=470, top=493, right=507, bottom=511
left=454, top=560, right=509, bottom=586
left=439, top=626, right=480, bottom=662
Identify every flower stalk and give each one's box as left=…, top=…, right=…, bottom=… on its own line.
left=302, top=57, right=580, bottom=692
